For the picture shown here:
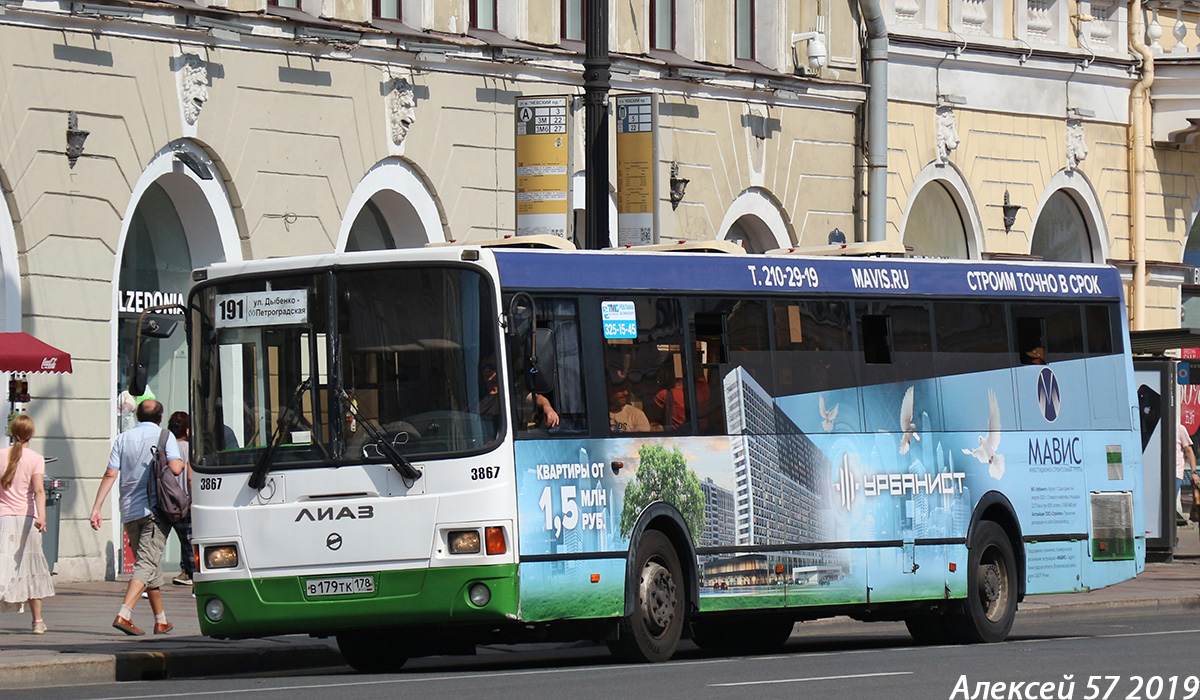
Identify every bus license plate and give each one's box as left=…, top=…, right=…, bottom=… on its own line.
left=306, top=575, right=375, bottom=597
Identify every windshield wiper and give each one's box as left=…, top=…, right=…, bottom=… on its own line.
left=338, top=389, right=422, bottom=481
left=248, top=378, right=312, bottom=491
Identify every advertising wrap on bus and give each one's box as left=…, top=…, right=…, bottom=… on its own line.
left=517, top=357, right=1139, bottom=621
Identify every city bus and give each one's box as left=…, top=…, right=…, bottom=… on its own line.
left=187, top=243, right=1143, bottom=670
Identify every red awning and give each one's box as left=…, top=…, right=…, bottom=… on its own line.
left=0, top=333, right=72, bottom=374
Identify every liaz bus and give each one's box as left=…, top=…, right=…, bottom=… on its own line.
left=187, top=243, right=1143, bottom=670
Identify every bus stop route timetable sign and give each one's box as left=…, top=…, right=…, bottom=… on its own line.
left=515, top=96, right=570, bottom=239
left=615, top=94, right=656, bottom=247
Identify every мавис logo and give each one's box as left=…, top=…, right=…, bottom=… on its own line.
left=1037, top=367, right=1060, bottom=422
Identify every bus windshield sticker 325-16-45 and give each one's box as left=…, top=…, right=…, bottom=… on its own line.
left=214, top=290, right=308, bottom=329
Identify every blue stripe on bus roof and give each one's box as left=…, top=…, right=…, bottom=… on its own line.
left=493, top=250, right=1124, bottom=299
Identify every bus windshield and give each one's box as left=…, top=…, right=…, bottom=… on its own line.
left=191, top=265, right=501, bottom=469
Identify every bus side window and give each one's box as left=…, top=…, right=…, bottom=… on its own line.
left=933, top=302, right=1009, bottom=375
left=511, top=296, right=588, bottom=436
left=604, top=297, right=685, bottom=434
left=856, top=301, right=933, bottom=384
left=1012, top=303, right=1084, bottom=364
left=689, top=298, right=769, bottom=435
left=1084, top=304, right=1116, bottom=355
left=773, top=300, right=855, bottom=394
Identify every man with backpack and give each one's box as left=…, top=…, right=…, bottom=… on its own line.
left=89, top=399, right=185, bottom=635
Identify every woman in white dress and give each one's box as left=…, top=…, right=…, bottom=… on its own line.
left=0, top=415, right=55, bottom=633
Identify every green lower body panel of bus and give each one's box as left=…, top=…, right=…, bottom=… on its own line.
left=195, top=564, right=519, bottom=638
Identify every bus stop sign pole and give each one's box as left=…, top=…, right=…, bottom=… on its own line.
left=583, top=0, right=610, bottom=251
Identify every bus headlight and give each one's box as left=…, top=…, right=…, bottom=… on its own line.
left=468, top=582, right=491, bottom=607
left=448, top=530, right=481, bottom=554
left=205, top=545, right=239, bottom=569
left=205, top=598, right=225, bottom=622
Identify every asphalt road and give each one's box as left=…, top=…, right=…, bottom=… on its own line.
left=19, top=608, right=1200, bottom=700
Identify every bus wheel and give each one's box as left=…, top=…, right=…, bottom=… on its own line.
left=691, top=617, right=794, bottom=654
left=337, top=631, right=409, bottom=673
left=609, top=530, right=684, bottom=663
left=946, top=521, right=1017, bottom=644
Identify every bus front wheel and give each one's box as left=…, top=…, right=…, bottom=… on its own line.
left=946, top=520, right=1017, bottom=643
left=337, top=631, right=410, bottom=673
left=609, top=530, right=685, bottom=663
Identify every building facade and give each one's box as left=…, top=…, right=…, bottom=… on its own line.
left=7, top=0, right=1200, bottom=581
left=0, top=0, right=868, bottom=580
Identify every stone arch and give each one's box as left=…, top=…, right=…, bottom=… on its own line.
left=339, top=159, right=445, bottom=251
left=0, top=173, right=20, bottom=332
left=109, top=140, right=241, bottom=422
left=1029, top=169, right=1108, bottom=263
left=717, top=188, right=791, bottom=253
left=899, top=163, right=984, bottom=259
left=106, top=139, right=240, bottom=571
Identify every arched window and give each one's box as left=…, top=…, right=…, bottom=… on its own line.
left=346, top=200, right=396, bottom=251
left=1031, top=190, right=1092, bottom=262
left=117, top=182, right=192, bottom=424
left=345, top=190, right=430, bottom=251
left=902, top=181, right=968, bottom=258
left=726, top=216, right=773, bottom=253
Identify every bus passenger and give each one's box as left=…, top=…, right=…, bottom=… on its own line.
left=608, top=381, right=650, bottom=433
left=653, top=362, right=712, bottom=431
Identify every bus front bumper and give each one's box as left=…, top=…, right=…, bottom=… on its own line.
left=195, top=564, right=519, bottom=638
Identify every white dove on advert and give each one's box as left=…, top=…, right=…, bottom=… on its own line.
left=819, top=395, right=839, bottom=431
left=962, top=388, right=1006, bottom=479
left=899, top=386, right=920, bottom=455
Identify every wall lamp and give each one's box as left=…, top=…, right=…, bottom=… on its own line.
left=669, top=162, right=689, bottom=210
left=1002, top=190, right=1022, bottom=232
left=175, top=150, right=213, bottom=180
left=790, top=31, right=827, bottom=75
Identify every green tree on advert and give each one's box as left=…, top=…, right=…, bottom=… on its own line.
left=619, top=444, right=705, bottom=544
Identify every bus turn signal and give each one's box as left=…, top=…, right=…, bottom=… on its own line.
left=485, top=527, right=506, bottom=555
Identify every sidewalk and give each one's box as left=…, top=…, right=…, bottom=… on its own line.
left=0, top=580, right=343, bottom=689
left=3, top=530, right=1199, bottom=690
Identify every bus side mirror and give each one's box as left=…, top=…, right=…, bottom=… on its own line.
left=129, top=361, right=150, bottom=398
left=127, top=308, right=183, bottom=397
left=528, top=327, right=557, bottom=396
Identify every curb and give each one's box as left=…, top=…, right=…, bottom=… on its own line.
left=0, top=652, right=115, bottom=690
left=0, top=643, right=345, bottom=689
left=115, top=643, right=346, bottom=681
left=1018, top=595, right=1200, bottom=617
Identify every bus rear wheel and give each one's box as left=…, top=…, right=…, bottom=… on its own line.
left=337, top=631, right=410, bottom=673
left=946, top=520, right=1017, bottom=644
left=609, top=530, right=684, bottom=663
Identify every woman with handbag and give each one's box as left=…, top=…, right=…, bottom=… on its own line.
left=0, top=415, right=55, bottom=633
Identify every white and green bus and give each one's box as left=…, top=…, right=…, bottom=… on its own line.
left=188, top=243, right=1143, bottom=670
